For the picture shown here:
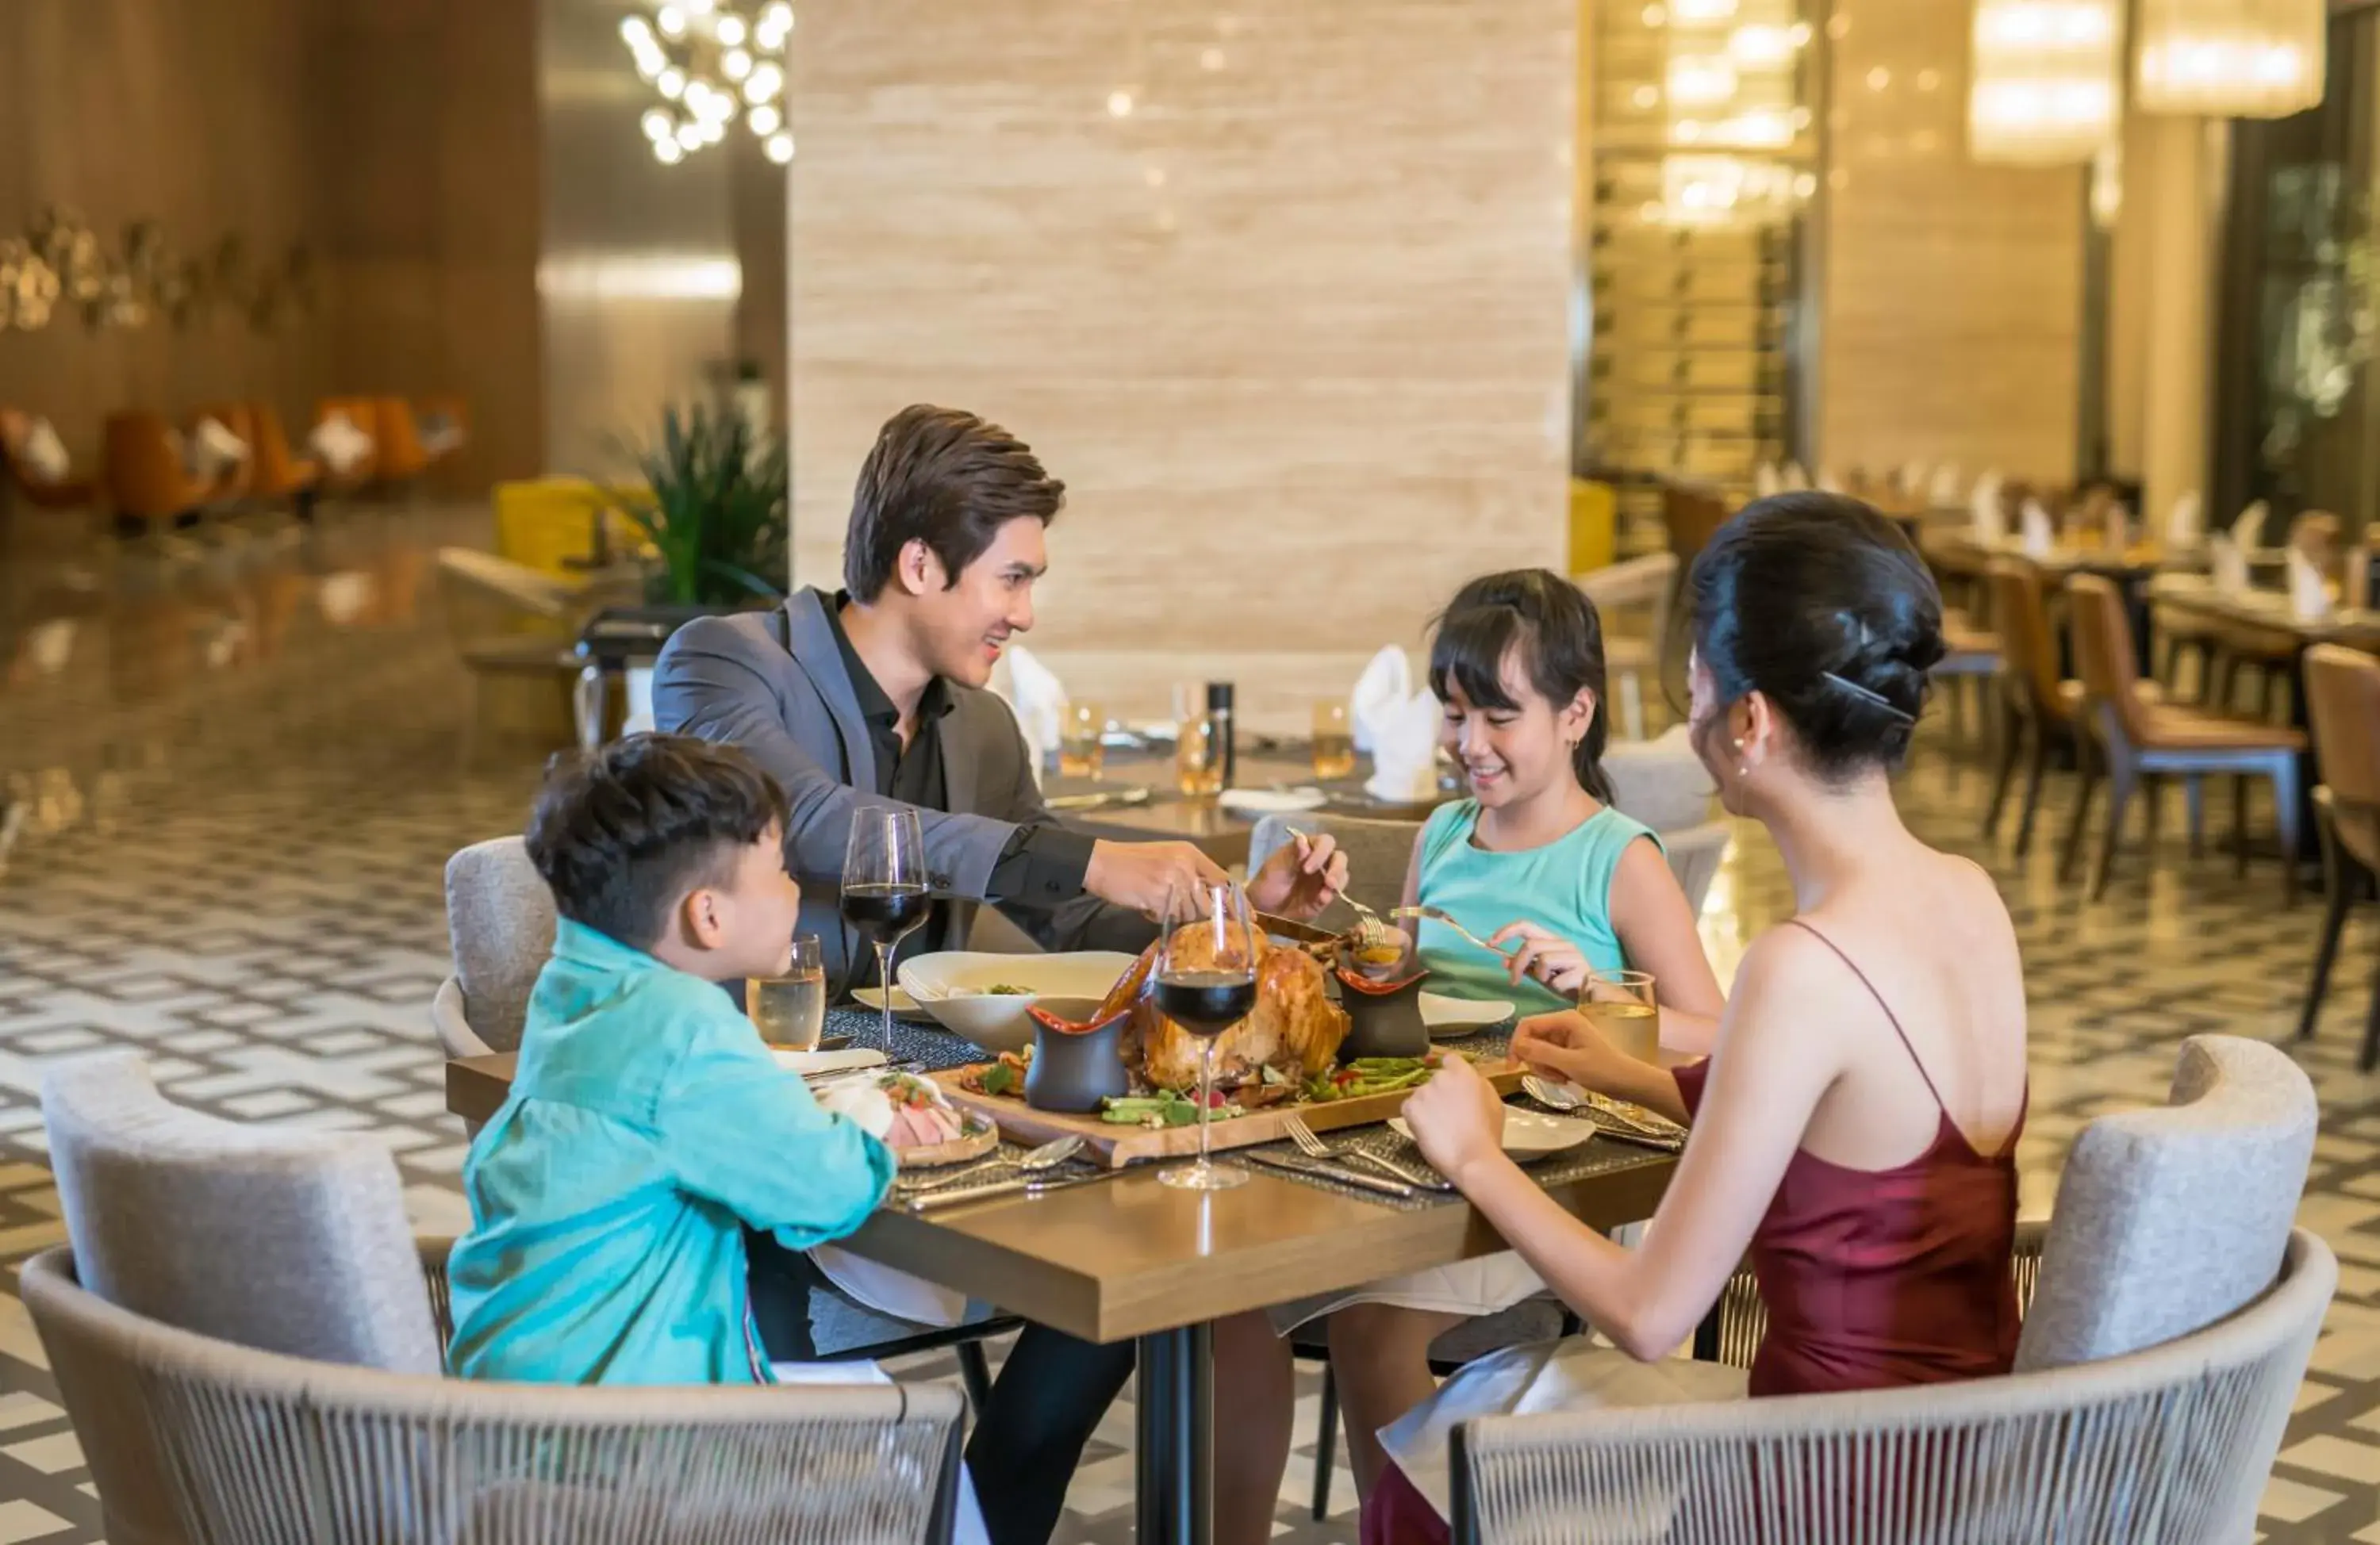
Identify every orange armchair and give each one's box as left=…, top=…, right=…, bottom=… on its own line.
left=0, top=408, right=96, bottom=511
left=369, top=397, right=429, bottom=484
left=245, top=403, right=321, bottom=506
left=102, top=412, right=217, bottom=527
left=186, top=403, right=257, bottom=503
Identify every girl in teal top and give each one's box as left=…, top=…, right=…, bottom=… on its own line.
left=1317, top=569, right=1726, bottom=1505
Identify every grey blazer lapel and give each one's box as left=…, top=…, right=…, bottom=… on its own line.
left=780, top=590, right=877, bottom=792
left=940, top=700, right=981, bottom=815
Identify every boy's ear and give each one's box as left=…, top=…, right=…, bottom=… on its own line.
left=680, top=885, right=728, bottom=951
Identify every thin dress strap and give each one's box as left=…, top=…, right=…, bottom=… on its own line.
left=1782, top=918, right=1947, bottom=1114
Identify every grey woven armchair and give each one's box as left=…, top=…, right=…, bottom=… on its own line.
left=24, top=1242, right=966, bottom=1545
left=1450, top=1228, right=2332, bottom=1545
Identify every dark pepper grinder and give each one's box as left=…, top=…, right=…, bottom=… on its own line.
left=1206, top=681, right=1236, bottom=788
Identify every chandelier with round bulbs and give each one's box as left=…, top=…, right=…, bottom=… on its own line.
left=620, top=0, right=794, bottom=166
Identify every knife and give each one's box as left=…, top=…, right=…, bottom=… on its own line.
left=1242, top=1149, right=1417, bottom=1199
left=1255, top=911, right=1342, bottom=948
left=904, top=1164, right=1136, bottom=1213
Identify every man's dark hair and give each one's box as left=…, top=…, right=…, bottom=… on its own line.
left=843, top=404, right=1065, bottom=601
left=524, top=734, right=790, bottom=949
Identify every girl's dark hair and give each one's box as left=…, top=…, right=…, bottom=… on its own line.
left=1428, top=569, right=1615, bottom=803
left=1687, top=493, right=1944, bottom=779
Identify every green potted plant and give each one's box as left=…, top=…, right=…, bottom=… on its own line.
left=601, top=401, right=789, bottom=610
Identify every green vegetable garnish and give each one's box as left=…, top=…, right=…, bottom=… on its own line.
left=980, top=1062, right=1019, bottom=1097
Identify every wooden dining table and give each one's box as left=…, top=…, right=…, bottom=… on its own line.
left=445, top=1011, right=1678, bottom=1543
left=1045, top=743, right=1449, bottom=865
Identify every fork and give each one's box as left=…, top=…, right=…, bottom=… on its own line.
left=1391, top=904, right=1518, bottom=960
left=1283, top=1114, right=1442, bottom=1188
left=1338, top=895, right=1401, bottom=957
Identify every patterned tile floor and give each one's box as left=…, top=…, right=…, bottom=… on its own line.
left=2, top=502, right=2379, bottom=1541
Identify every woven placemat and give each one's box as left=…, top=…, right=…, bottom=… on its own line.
left=1224, top=1109, right=1670, bottom=1211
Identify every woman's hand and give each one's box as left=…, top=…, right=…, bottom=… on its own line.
left=1246, top=831, right=1348, bottom=921
left=1489, top=921, right=1592, bottom=996
left=1511, top=1010, right=1626, bottom=1091
left=1400, top=1055, right=1508, bottom=1183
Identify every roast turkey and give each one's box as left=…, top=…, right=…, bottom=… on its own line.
left=1094, top=925, right=1350, bottom=1093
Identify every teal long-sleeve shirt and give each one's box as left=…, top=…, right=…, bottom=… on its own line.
left=447, top=918, right=895, bottom=1386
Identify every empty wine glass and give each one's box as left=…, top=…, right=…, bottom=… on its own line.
left=1154, top=880, right=1257, bottom=1190
left=842, top=807, right=929, bottom=1046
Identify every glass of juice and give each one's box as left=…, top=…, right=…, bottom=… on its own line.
left=1311, top=700, right=1356, bottom=780
left=1060, top=700, right=1106, bottom=779
left=1580, top=969, right=1659, bottom=1064
left=750, top=935, right=827, bottom=1050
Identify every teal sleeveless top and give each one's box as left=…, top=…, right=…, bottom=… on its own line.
left=1413, top=799, right=1662, bottom=1016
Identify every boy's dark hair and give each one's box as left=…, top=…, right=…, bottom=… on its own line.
left=843, top=404, right=1065, bottom=602
left=524, top=734, right=790, bottom=949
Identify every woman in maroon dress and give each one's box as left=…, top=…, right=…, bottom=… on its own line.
left=1371, top=495, right=2030, bottom=1544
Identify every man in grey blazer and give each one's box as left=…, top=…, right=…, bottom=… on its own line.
left=654, top=404, right=1342, bottom=1545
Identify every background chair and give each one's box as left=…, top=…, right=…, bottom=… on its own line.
left=1659, top=481, right=1731, bottom=579
left=101, top=411, right=217, bottom=533
left=244, top=401, right=321, bottom=513
left=1247, top=811, right=1422, bottom=930
left=2062, top=573, right=2304, bottom=902
left=1982, top=558, right=2084, bottom=853
left=2298, top=644, right=2380, bottom=1068
left=185, top=403, right=256, bottom=504
left=1453, top=1035, right=2324, bottom=1545
left=1576, top=553, right=1677, bottom=741
left=369, top=395, right=431, bottom=488
left=0, top=408, right=95, bottom=515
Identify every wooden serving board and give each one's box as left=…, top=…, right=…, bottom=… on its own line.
left=931, top=1059, right=1526, bottom=1169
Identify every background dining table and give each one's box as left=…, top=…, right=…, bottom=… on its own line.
left=1041, top=742, right=1451, bottom=865
left=445, top=1005, right=1678, bottom=1543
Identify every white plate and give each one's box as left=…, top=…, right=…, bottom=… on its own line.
left=850, top=983, right=934, bottom=1022
left=1391, top=1107, right=1596, bottom=1160
left=772, top=1048, right=889, bottom=1077
left=1219, top=787, right=1329, bottom=816
left=896, top=950, right=1142, bottom=1056
left=1420, top=992, right=1514, bottom=1036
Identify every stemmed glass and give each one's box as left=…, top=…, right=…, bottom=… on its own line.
left=842, top=807, right=931, bottom=1047
left=1154, top=880, right=1258, bottom=1191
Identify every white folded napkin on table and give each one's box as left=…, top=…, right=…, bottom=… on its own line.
left=2288, top=549, right=2332, bottom=623
left=808, top=1079, right=972, bottom=1328
left=1350, top=645, right=1412, bottom=755
left=1781, top=461, right=1810, bottom=492
left=1365, top=688, right=1445, bottom=804
left=2210, top=534, right=2251, bottom=595
left=309, top=412, right=372, bottom=475
left=990, top=642, right=1065, bottom=773
left=2166, top=490, right=2204, bottom=549
left=1970, top=473, right=2006, bottom=542
left=2019, top=499, right=2055, bottom=558
left=1752, top=462, right=1781, bottom=497
left=1928, top=463, right=1963, bottom=505
left=2232, top=500, right=2270, bottom=550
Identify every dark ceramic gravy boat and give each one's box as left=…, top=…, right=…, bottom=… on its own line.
left=1023, top=995, right=1134, bottom=1113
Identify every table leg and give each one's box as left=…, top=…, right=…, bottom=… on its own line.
left=1134, top=1323, right=1214, bottom=1545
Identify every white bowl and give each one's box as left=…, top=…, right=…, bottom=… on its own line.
left=1420, top=992, right=1514, bottom=1037
left=896, top=951, right=1142, bottom=1055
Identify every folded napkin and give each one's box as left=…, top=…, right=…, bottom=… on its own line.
left=11, top=416, right=69, bottom=484
left=1894, top=461, right=1925, bottom=495
left=1752, top=462, right=1781, bottom=497
left=191, top=416, right=249, bottom=481
left=309, top=412, right=372, bottom=475
left=1365, top=687, right=1444, bottom=804
left=1350, top=645, right=1412, bottom=755
left=2232, top=500, right=2270, bottom=550
left=1927, top=463, right=1963, bottom=505
left=2019, top=499, right=2056, bottom=558
left=808, top=1080, right=969, bottom=1327
left=1971, top=473, right=2007, bottom=542
left=1781, top=461, right=1810, bottom=492
left=2287, top=548, right=2332, bottom=623
left=2166, top=490, right=2204, bottom=549
left=992, top=642, right=1065, bottom=769
left=2210, top=534, right=2250, bottom=595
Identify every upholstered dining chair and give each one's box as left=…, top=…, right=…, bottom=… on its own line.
left=1660, top=481, right=1732, bottom=577
left=1450, top=1035, right=2325, bottom=1545
left=2061, top=573, right=2305, bottom=902
left=370, top=395, right=431, bottom=486
left=1576, top=553, right=1677, bottom=742
left=244, top=401, right=322, bottom=512
left=185, top=403, right=255, bottom=504
left=101, top=411, right=217, bottom=531
left=30, top=1056, right=965, bottom=1545
left=2297, top=644, right=2380, bottom=1068
left=312, top=397, right=380, bottom=496
left=1979, top=558, right=2147, bottom=855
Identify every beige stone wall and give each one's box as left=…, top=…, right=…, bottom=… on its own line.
left=785, top=0, right=1578, bottom=725
left=1818, top=0, right=2088, bottom=484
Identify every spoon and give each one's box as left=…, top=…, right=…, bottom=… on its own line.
left=898, top=1134, right=1084, bottom=1194
left=1522, top=1073, right=1587, bottom=1111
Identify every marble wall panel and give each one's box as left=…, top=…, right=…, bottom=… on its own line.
left=786, top=0, right=1577, bottom=700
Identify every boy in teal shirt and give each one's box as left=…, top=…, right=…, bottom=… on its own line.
left=447, top=733, right=894, bottom=1386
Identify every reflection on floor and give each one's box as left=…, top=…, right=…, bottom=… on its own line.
left=1, top=503, right=2377, bottom=1543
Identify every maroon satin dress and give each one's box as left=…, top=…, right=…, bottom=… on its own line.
left=1364, top=921, right=2023, bottom=1545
